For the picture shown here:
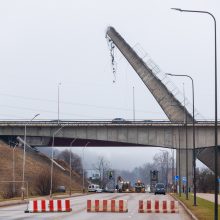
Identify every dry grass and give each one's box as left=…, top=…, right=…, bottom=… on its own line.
left=0, top=141, right=82, bottom=198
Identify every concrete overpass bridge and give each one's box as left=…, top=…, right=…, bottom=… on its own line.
left=0, top=120, right=218, bottom=149
left=0, top=120, right=219, bottom=178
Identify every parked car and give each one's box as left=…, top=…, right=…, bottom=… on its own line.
left=56, top=186, right=66, bottom=193
left=154, top=183, right=166, bottom=195
left=96, top=188, right=103, bottom=193
left=88, top=184, right=100, bottom=192
left=104, top=186, right=115, bottom=193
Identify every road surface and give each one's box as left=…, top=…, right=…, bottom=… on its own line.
left=0, top=193, right=191, bottom=220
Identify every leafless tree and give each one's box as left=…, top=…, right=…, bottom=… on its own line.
left=1, top=183, right=20, bottom=199
left=197, top=168, right=214, bottom=193
left=34, top=168, right=58, bottom=195
left=153, top=150, right=171, bottom=187
left=93, top=156, right=111, bottom=187
left=57, top=149, right=83, bottom=175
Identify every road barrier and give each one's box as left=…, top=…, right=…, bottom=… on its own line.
left=25, top=199, right=72, bottom=213
left=138, top=200, right=179, bottom=213
left=87, top=199, right=128, bottom=212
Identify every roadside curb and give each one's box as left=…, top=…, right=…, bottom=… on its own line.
left=0, top=193, right=87, bottom=208
left=0, top=200, right=28, bottom=208
left=169, top=193, right=198, bottom=220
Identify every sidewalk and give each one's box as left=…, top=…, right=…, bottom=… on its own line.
left=0, top=193, right=84, bottom=208
left=196, top=193, right=220, bottom=204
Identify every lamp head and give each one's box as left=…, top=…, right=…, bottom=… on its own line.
left=165, top=73, right=173, bottom=76
left=171, top=8, right=183, bottom=12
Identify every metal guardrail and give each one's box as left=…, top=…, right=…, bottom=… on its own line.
left=0, top=120, right=218, bottom=126
left=132, top=43, right=204, bottom=120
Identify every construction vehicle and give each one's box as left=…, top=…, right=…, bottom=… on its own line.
left=134, top=180, right=145, bottom=193
left=122, top=181, right=133, bottom=192
left=117, top=176, right=133, bottom=193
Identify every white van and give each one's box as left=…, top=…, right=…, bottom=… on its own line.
left=88, top=184, right=100, bottom=192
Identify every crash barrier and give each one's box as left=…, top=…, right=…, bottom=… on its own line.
left=87, top=199, right=128, bottom=212
left=25, top=199, right=72, bottom=213
left=138, top=200, right=179, bottom=213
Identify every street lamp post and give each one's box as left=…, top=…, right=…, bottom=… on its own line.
left=11, top=142, right=18, bottom=196
left=166, top=73, right=194, bottom=201
left=50, top=125, right=66, bottom=198
left=22, top=113, right=40, bottom=200
left=183, top=83, right=189, bottom=200
left=171, top=148, right=174, bottom=192
left=133, top=86, right=135, bottom=121
left=69, top=138, right=77, bottom=196
left=171, top=8, right=217, bottom=215
left=13, top=144, right=18, bottom=195
left=82, top=142, right=90, bottom=193
left=58, top=82, right=61, bottom=125
left=174, top=135, right=178, bottom=193
left=178, top=124, right=181, bottom=197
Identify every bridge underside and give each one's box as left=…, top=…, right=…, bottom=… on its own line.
left=48, top=137, right=144, bottom=147
left=2, top=135, right=146, bottom=147
left=2, top=131, right=218, bottom=177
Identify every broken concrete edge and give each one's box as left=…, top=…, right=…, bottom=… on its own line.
left=169, top=193, right=198, bottom=220
left=0, top=193, right=88, bottom=208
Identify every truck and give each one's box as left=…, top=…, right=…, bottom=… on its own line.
left=134, top=180, right=145, bottom=193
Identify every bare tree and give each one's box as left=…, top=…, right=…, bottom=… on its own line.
left=153, top=150, right=171, bottom=187
left=57, top=149, right=83, bottom=175
left=35, top=168, right=58, bottom=195
left=197, top=168, right=214, bottom=193
left=1, top=183, right=20, bottom=199
left=93, top=156, right=111, bottom=187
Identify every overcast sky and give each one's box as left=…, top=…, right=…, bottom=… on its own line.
left=0, top=0, right=219, bottom=169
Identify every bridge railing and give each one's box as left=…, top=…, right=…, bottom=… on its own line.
left=0, top=119, right=217, bottom=126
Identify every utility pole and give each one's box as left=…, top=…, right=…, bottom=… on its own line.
left=133, top=86, right=135, bottom=121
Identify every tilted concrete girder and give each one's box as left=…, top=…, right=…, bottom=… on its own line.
left=106, top=27, right=193, bottom=122
left=106, top=27, right=220, bottom=175
left=197, top=147, right=220, bottom=173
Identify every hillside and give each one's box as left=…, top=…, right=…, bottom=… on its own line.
left=0, top=141, right=82, bottom=199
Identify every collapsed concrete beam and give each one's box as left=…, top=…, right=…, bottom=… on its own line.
left=106, top=26, right=193, bottom=123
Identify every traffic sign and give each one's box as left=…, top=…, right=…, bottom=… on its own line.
left=182, top=176, right=186, bottom=183
left=175, top=175, right=179, bottom=181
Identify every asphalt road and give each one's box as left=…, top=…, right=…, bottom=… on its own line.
left=0, top=193, right=191, bottom=220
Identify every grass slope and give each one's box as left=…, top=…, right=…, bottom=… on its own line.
left=0, top=141, right=82, bottom=198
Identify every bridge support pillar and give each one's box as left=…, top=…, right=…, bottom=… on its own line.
left=176, top=149, right=193, bottom=194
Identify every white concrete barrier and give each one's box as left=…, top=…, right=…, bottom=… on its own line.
left=87, top=199, right=128, bottom=212
left=25, top=199, right=72, bottom=213
left=138, top=200, right=179, bottom=213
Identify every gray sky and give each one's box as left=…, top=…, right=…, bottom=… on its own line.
left=67, top=146, right=174, bottom=171
left=0, top=0, right=219, bottom=169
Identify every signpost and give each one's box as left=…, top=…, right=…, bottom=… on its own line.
left=182, top=176, right=186, bottom=183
